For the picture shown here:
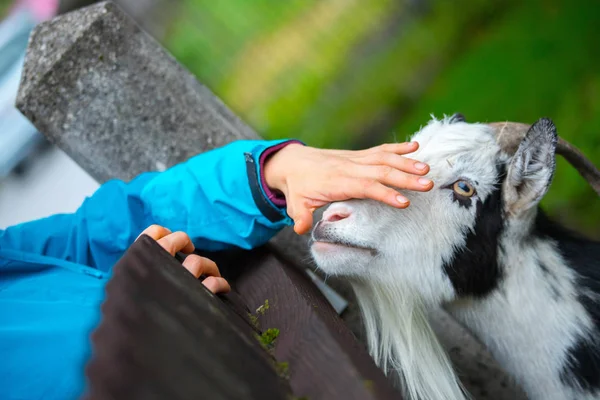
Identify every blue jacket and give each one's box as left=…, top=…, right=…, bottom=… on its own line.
left=0, top=140, right=295, bottom=399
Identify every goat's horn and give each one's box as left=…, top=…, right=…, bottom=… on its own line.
left=488, top=122, right=530, bottom=155
left=488, top=121, right=600, bottom=197
left=556, top=136, right=600, bottom=197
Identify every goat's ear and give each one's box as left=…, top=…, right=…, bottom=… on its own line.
left=503, top=118, right=557, bottom=216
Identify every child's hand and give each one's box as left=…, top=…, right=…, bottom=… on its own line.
left=137, top=225, right=231, bottom=294
left=263, top=142, right=433, bottom=235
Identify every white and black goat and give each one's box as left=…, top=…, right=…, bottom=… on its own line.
left=310, top=115, right=600, bottom=400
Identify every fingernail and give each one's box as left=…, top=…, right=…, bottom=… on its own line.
left=396, top=195, right=409, bottom=205
left=415, top=162, right=428, bottom=171
left=418, top=178, right=432, bottom=186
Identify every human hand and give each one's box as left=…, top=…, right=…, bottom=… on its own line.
left=263, top=142, right=432, bottom=235
left=137, top=225, right=231, bottom=294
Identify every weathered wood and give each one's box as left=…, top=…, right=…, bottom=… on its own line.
left=220, top=248, right=401, bottom=400
left=86, top=236, right=402, bottom=400
left=85, top=235, right=291, bottom=400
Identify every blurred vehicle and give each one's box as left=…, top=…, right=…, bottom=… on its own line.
left=0, top=2, right=57, bottom=177
left=0, top=7, right=42, bottom=177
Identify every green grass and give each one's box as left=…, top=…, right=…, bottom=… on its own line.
left=166, top=0, right=517, bottom=148
left=164, top=0, right=600, bottom=236
left=391, top=0, right=600, bottom=236
left=165, top=0, right=313, bottom=97
left=0, top=0, right=12, bottom=18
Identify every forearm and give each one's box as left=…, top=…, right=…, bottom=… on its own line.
left=139, top=139, right=299, bottom=250
left=0, top=139, right=301, bottom=269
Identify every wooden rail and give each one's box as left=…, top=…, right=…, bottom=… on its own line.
left=85, top=235, right=400, bottom=399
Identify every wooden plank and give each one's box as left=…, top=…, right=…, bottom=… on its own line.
left=217, top=247, right=402, bottom=400
left=84, top=235, right=291, bottom=400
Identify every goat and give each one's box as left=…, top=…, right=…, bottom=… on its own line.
left=310, top=115, right=600, bottom=400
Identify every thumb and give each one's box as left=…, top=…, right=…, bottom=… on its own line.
left=290, top=200, right=314, bottom=235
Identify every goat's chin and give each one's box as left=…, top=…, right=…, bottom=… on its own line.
left=310, top=241, right=373, bottom=277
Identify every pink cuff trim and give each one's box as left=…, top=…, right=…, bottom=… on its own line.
left=259, top=140, right=304, bottom=208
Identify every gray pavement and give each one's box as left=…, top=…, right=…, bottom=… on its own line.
left=0, top=146, right=98, bottom=228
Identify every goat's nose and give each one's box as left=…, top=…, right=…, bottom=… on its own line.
left=322, top=206, right=352, bottom=223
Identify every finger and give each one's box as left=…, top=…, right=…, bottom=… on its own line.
left=293, top=209, right=314, bottom=235
left=286, top=200, right=296, bottom=223
left=358, top=152, right=429, bottom=176
left=182, top=255, right=220, bottom=279
left=351, top=179, right=411, bottom=208
left=364, top=142, right=419, bottom=156
left=157, top=231, right=195, bottom=256
left=202, top=276, right=231, bottom=294
left=137, top=224, right=171, bottom=241
left=288, top=196, right=317, bottom=235
left=355, top=165, right=434, bottom=193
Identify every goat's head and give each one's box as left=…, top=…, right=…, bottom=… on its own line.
left=309, top=115, right=600, bottom=400
left=311, top=115, right=591, bottom=303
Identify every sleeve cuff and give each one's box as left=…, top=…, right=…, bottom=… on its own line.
left=258, top=139, right=304, bottom=208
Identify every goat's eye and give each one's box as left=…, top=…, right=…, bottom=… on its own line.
left=453, top=180, right=475, bottom=197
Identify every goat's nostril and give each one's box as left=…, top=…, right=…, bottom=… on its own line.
left=328, top=213, right=347, bottom=222
left=323, top=208, right=351, bottom=223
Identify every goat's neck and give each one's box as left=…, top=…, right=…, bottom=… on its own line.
left=446, top=223, right=598, bottom=400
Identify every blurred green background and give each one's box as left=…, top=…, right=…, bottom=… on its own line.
left=1, top=0, right=598, bottom=236
left=163, top=0, right=600, bottom=237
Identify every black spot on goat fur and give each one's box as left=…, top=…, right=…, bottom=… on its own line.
left=538, top=261, right=560, bottom=299
left=534, top=210, right=600, bottom=392
left=538, top=261, right=551, bottom=275
left=442, top=166, right=506, bottom=297
left=560, top=338, right=600, bottom=393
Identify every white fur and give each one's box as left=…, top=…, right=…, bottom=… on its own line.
left=449, top=226, right=594, bottom=400
left=310, top=116, right=599, bottom=400
left=352, top=278, right=468, bottom=400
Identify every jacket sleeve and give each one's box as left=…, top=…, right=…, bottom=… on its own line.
left=0, top=140, right=299, bottom=271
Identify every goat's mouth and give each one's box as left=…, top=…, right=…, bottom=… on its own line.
left=310, top=231, right=378, bottom=256
left=310, top=221, right=379, bottom=256
left=312, top=240, right=377, bottom=254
